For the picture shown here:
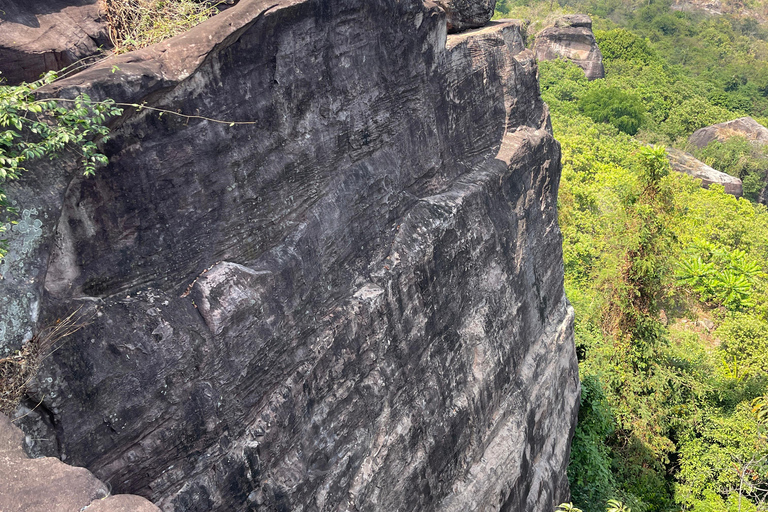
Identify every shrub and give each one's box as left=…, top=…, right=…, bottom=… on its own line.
left=595, top=29, right=657, bottom=65
left=0, top=72, right=122, bottom=255
left=660, top=97, right=731, bottom=141
left=579, top=84, right=645, bottom=135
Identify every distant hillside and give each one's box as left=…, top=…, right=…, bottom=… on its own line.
left=503, top=1, right=768, bottom=511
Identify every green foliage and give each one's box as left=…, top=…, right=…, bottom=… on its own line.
left=548, top=91, right=768, bottom=512
left=676, top=245, right=765, bottom=311
left=0, top=72, right=121, bottom=256
left=606, top=499, right=631, bottom=512
left=579, top=84, right=645, bottom=135
left=595, top=29, right=657, bottom=65
left=569, top=376, right=617, bottom=511
left=675, top=403, right=768, bottom=511
left=500, top=0, right=768, bottom=509
left=556, top=499, right=633, bottom=512
left=716, top=314, right=768, bottom=382
left=661, top=97, right=732, bottom=142
left=539, top=59, right=589, bottom=105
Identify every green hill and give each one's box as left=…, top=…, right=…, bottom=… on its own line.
left=499, top=0, right=768, bottom=509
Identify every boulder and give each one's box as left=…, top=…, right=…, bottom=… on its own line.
left=688, top=116, right=768, bottom=149
left=554, top=14, right=594, bottom=28
left=436, top=0, right=498, bottom=32
left=533, top=14, right=605, bottom=80
left=0, top=413, right=159, bottom=511
left=667, top=148, right=743, bottom=197
left=0, top=0, right=110, bottom=85
left=2, top=1, right=579, bottom=511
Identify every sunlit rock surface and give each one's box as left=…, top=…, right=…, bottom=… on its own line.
left=0, top=0, right=109, bottom=85
left=667, top=148, right=743, bottom=197
left=533, top=15, right=605, bottom=80
left=688, top=116, right=768, bottom=148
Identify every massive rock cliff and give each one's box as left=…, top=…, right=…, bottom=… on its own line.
left=1, top=0, right=579, bottom=510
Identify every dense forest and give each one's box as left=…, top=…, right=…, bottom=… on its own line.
left=494, top=0, right=768, bottom=509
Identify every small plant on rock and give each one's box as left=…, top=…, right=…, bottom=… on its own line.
left=0, top=71, right=122, bottom=257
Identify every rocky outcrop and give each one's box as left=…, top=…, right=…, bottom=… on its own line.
left=0, top=0, right=110, bottom=85
left=1, top=1, right=579, bottom=511
left=437, top=0, right=498, bottom=32
left=670, top=0, right=725, bottom=16
left=533, top=15, right=604, bottom=80
left=0, top=413, right=159, bottom=511
left=667, top=148, right=743, bottom=197
left=670, top=0, right=767, bottom=22
left=688, top=116, right=768, bottom=149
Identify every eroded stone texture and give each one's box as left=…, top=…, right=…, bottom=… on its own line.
left=2, top=1, right=578, bottom=511
left=688, top=116, right=768, bottom=149
left=533, top=15, right=605, bottom=80
left=667, top=148, right=743, bottom=197
left=0, top=0, right=110, bottom=85
left=0, top=414, right=159, bottom=511
left=436, top=0, right=498, bottom=32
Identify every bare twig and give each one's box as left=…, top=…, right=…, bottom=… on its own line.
left=0, top=309, right=89, bottom=415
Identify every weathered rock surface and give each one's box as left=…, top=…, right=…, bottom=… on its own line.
left=670, top=0, right=725, bottom=16
left=533, top=15, right=604, bottom=80
left=0, top=0, right=110, bottom=85
left=667, top=148, right=743, bottom=197
left=0, top=413, right=159, bottom=511
left=1, top=1, right=578, bottom=511
left=688, top=116, right=768, bottom=149
left=670, top=0, right=767, bottom=21
left=437, top=0, right=498, bottom=32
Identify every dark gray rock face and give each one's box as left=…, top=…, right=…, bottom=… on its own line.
left=436, top=0, right=498, bottom=32
left=533, top=15, right=605, bottom=80
left=0, top=0, right=109, bottom=85
left=1, top=1, right=579, bottom=511
left=667, top=148, right=743, bottom=197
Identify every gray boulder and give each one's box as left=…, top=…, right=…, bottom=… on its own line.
left=667, top=148, right=743, bottom=197
left=2, top=1, right=579, bottom=511
left=533, top=14, right=605, bottom=80
left=436, top=0, right=498, bottom=32
left=687, top=117, right=768, bottom=203
left=0, top=0, right=110, bottom=85
left=688, top=116, right=768, bottom=149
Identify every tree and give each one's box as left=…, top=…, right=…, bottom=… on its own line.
left=602, top=145, right=674, bottom=348
left=595, top=29, right=657, bottom=65
left=579, top=85, right=645, bottom=135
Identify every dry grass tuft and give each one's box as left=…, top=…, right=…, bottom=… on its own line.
left=0, top=311, right=86, bottom=415
left=102, top=0, right=221, bottom=54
